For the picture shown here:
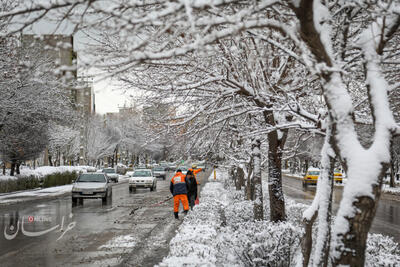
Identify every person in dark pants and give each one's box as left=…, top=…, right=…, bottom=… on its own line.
left=170, top=169, right=189, bottom=219
left=186, top=170, right=198, bottom=210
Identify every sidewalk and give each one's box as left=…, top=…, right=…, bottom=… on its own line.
left=157, top=169, right=400, bottom=267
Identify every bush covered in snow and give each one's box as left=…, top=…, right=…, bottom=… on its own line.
left=0, top=166, right=89, bottom=193
left=366, top=234, right=400, bottom=266
left=160, top=169, right=400, bottom=267
left=159, top=170, right=303, bottom=267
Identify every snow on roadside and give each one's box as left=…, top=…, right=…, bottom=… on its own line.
left=159, top=169, right=400, bottom=267
left=0, top=166, right=92, bottom=182
left=382, top=184, right=400, bottom=196
left=18, top=166, right=91, bottom=178
left=100, top=234, right=137, bottom=249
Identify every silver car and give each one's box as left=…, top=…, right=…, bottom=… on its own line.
left=152, top=166, right=166, bottom=180
left=72, top=173, right=112, bottom=204
left=102, top=168, right=119, bottom=183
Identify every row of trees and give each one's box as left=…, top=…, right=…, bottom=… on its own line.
left=1, top=0, right=399, bottom=265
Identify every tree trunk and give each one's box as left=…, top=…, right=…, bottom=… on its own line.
left=237, top=166, right=245, bottom=190
left=16, top=163, right=20, bottom=175
left=2, top=163, right=5, bottom=175
left=10, top=161, right=16, bottom=176
left=246, top=162, right=253, bottom=200
left=252, top=139, right=263, bottom=221
left=48, top=155, right=53, bottom=166
left=301, top=210, right=317, bottom=267
left=390, top=145, right=395, bottom=187
left=267, top=131, right=286, bottom=222
left=332, top=173, right=385, bottom=266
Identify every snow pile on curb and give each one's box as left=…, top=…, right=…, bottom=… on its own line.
left=382, top=184, right=400, bottom=196
left=159, top=169, right=400, bottom=267
left=0, top=166, right=92, bottom=181
left=19, top=166, right=90, bottom=178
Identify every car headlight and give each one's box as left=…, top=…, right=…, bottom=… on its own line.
left=94, top=187, right=107, bottom=192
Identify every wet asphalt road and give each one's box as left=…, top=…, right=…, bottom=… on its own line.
left=282, top=175, right=400, bottom=243
left=0, top=171, right=210, bottom=267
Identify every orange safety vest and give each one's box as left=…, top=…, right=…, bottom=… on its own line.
left=170, top=172, right=188, bottom=196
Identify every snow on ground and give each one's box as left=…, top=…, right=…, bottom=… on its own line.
left=100, top=234, right=137, bottom=249
left=0, top=184, right=73, bottom=204
left=159, top=169, right=400, bottom=267
left=19, top=166, right=92, bottom=178
left=0, top=166, right=92, bottom=181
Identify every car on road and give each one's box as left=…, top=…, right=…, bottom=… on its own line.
left=129, top=169, right=157, bottom=192
left=334, top=170, right=343, bottom=184
left=102, top=168, right=119, bottom=183
left=302, top=168, right=344, bottom=187
left=72, top=173, right=112, bottom=204
left=136, top=164, right=147, bottom=169
left=302, top=167, right=320, bottom=187
left=152, top=166, right=167, bottom=180
left=126, top=171, right=135, bottom=177
left=168, top=162, right=177, bottom=171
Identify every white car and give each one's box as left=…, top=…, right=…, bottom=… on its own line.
left=72, top=173, right=112, bottom=204
left=102, top=168, right=119, bottom=183
left=129, top=169, right=157, bottom=192
left=152, top=166, right=167, bottom=180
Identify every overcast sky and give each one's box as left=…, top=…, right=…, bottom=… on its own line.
left=28, top=18, right=127, bottom=114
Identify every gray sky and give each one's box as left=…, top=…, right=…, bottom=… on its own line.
left=28, top=18, right=127, bottom=114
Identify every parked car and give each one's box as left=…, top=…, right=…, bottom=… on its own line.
left=152, top=166, right=166, bottom=180
left=72, top=173, right=112, bottom=204
left=129, top=169, right=157, bottom=192
left=102, top=168, right=119, bottom=183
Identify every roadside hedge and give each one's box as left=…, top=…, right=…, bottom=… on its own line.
left=0, top=171, right=78, bottom=193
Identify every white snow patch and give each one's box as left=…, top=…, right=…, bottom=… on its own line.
left=100, top=234, right=137, bottom=249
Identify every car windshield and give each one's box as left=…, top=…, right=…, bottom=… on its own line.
left=133, top=171, right=152, bottom=177
left=77, top=174, right=106, bottom=183
left=103, top=169, right=115, bottom=174
left=153, top=167, right=164, bottom=171
left=308, top=171, right=320, bottom=175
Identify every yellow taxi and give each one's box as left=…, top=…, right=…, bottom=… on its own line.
left=302, top=168, right=320, bottom=187
left=334, top=171, right=343, bottom=184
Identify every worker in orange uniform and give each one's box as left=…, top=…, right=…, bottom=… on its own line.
left=188, top=164, right=202, bottom=184
left=170, top=169, right=189, bottom=219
